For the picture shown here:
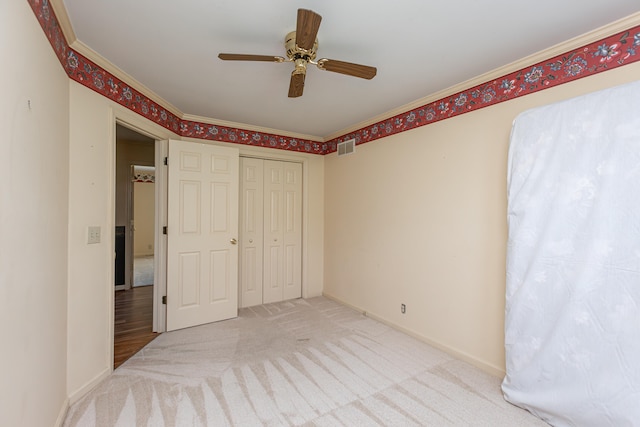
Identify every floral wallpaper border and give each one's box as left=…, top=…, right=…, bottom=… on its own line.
left=132, top=166, right=155, bottom=183
left=132, top=174, right=155, bottom=184
left=26, top=0, right=325, bottom=154
left=28, top=0, right=640, bottom=156
left=325, top=26, right=640, bottom=153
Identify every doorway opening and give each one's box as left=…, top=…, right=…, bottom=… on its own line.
left=132, top=165, right=156, bottom=288
left=114, top=124, right=158, bottom=367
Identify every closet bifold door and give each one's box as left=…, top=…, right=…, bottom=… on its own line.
left=239, top=158, right=264, bottom=308
left=281, top=162, right=302, bottom=300
left=239, top=158, right=302, bottom=307
left=263, top=160, right=284, bottom=304
left=263, top=160, right=302, bottom=304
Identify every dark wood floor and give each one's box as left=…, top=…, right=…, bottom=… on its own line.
left=114, top=285, right=158, bottom=368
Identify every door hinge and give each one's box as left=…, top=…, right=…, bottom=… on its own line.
left=164, top=156, right=168, bottom=165
left=162, top=295, right=167, bottom=305
left=163, top=226, right=168, bottom=235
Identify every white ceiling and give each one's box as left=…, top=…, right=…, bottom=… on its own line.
left=61, top=0, right=639, bottom=139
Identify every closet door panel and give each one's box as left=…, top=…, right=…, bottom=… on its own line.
left=283, top=162, right=302, bottom=300
left=239, top=158, right=264, bottom=308
left=263, top=161, right=284, bottom=304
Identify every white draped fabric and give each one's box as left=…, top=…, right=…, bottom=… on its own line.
left=503, top=80, right=640, bottom=426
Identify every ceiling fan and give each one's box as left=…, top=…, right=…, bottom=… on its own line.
left=218, top=9, right=377, bottom=98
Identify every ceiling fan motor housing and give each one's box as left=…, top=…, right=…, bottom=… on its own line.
left=285, top=31, right=318, bottom=62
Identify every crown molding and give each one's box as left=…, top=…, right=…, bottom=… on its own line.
left=47, top=0, right=321, bottom=143
left=68, top=39, right=183, bottom=119
left=58, top=16, right=322, bottom=143
left=49, top=0, right=76, bottom=45
left=324, top=11, right=640, bottom=141
left=182, top=114, right=324, bottom=142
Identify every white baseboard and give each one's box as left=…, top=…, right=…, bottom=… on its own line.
left=67, top=367, right=111, bottom=405
left=55, top=397, right=70, bottom=427
left=322, top=292, right=506, bottom=378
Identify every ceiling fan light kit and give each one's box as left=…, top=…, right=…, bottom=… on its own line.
left=218, top=9, right=377, bottom=98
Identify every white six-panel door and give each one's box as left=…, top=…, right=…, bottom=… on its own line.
left=166, top=140, right=239, bottom=331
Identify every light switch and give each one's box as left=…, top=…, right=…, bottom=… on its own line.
left=88, top=226, right=101, bottom=244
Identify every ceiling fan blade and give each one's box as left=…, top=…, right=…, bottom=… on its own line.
left=296, top=9, right=322, bottom=51
left=218, top=53, right=284, bottom=62
left=288, top=72, right=305, bottom=98
left=317, top=59, right=377, bottom=79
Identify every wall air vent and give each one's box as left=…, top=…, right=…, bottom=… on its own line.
left=337, top=138, right=356, bottom=157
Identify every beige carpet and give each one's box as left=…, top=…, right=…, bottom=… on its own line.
left=64, top=297, right=548, bottom=426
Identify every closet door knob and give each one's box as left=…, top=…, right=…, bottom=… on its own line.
left=230, top=238, right=237, bottom=245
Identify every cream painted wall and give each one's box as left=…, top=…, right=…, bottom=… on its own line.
left=323, top=62, right=640, bottom=376
left=133, top=181, right=155, bottom=256
left=66, top=83, right=178, bottom=400
left=67, top=81, right=117, bottom=398
left=0, top=1, right=70, bottom=426
left=115, top=140, right=154, bottom=227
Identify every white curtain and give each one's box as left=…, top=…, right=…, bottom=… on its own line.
left=503, top=80, right=640, bottom=426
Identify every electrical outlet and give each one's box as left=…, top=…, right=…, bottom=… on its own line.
left=88, top=226, right=101, bottom=244
left=401, top=303, right=406, bottom=314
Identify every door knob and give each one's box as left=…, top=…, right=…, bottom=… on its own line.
left=230, top=238, right=237, bottom=245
